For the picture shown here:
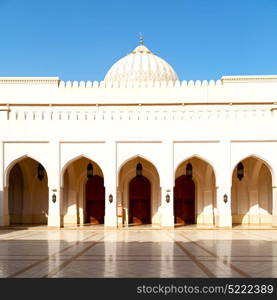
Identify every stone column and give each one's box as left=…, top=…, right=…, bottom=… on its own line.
left=203, top=190, right=214, bottom=224
left=104, top=141, right=117, bottom=228
left=161, top=188, right=174, bottom=228
left=272, top=186, right=277, bottom=227
left=160, top=140, right=174, bottom=228
left=215, top=139, right=232, bottom=228
left=0, top=141, right=9, bottom=226
left=47, top=141, right=61, bottom=227
left=216, top=185, right=232, bottom=227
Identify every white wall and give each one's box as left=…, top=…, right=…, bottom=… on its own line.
left=0, top=76, right=277, bottom=227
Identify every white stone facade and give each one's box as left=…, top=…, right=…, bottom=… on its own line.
left=0, top=45, right=277, bottom=229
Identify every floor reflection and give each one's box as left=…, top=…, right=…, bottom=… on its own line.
left=0, top=229, right=276, bottom=277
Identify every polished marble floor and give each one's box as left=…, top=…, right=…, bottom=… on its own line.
left=0, top=229, right=276, bottom=278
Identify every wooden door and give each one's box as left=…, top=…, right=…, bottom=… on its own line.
left=129, top=176, right=151, bottom=224
left=85, top=175, right=105, bottom=224
left=9, top=164, right=24, bottom=224
left=174, top=175, right=195, bottom=224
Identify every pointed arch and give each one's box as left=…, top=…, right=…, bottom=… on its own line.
left=6, top=156, right=49, bottom=225
left=174, top=156, right=216, bottom=226
left=175, top=154, right=217, bottom=185
left=231, top=154, right=274, bottom=184
left=231, top=155, right=273, bottom=225
left=5, top=155, right=49, bottom=188
left=117, top=154, right=160, bottom=185
left=61, top=155, right=104, bottom=187
left=61, top=155, right=105, bottom=226
left=118, top=155, right=161, bottom=225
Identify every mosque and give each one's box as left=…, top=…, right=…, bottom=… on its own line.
left=0, top=39, right=276, bottom=229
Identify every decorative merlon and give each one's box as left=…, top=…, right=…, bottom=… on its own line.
left=58, top=80, right=221, bottom=88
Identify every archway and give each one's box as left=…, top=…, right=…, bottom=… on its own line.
left=231, top=156, right=273, bottom=225
left=118, top=156, right=161, bottom=226
left=8, top=157, right=48, bottom=225
left=175, top=157, right=216, bottom=226
left=62, top=157, right=105, bottom=225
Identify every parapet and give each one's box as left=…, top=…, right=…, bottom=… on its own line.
left=57, top=79, right=223, bottom=89
left=0, top=76, right=276, bottom=104
left=221, top=75, right=277, bottom=83
left=0, top=75, right=276, bottom=88
left=0, top=77, right=60, bottom=85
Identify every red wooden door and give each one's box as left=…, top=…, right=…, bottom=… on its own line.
left=85, top=175, right=105, bottom=224
left=174, top=175, right=195, bottom=224
left=129, top=176, right=151, bottom=224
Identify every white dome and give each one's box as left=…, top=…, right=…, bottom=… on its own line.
left=104, top=44, right=179, bottom=83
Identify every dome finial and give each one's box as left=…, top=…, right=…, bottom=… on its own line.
left=139, top=32, right=143, bottom=45
left=104, top=39, right=179, bottom=83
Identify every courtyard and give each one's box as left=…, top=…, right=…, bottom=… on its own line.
left=0, top=228, right=276, bottom=278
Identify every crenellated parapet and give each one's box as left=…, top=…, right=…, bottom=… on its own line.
left=0, top=77, right=59, bottom=85
left=0, top=76, right=276, bottom=104
left=58, top=79, right=223, bottom=89
left=0, top=76, right=276, bottom=89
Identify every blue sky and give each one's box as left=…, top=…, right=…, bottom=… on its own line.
left=0, top=0, right=276, bottom=81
